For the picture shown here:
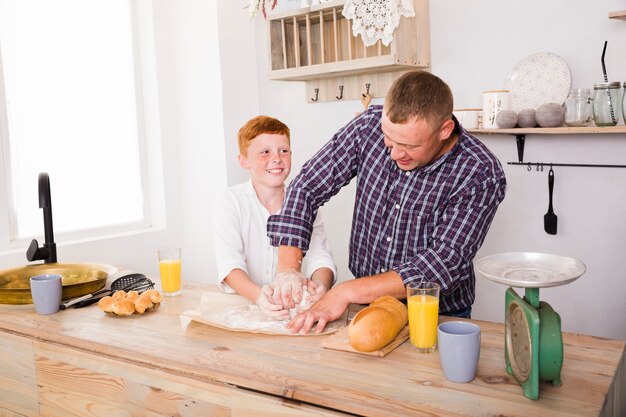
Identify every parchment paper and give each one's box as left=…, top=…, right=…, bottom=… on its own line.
left=180, top=291, right=346, bottom=336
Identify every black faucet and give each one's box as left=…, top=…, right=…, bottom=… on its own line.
left=26, top=172, right=57, bottom=264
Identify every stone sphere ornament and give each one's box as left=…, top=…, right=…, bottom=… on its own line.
left=518, top=108, right=538, bottom=128
left=496, top=110, right=518, bottom=128
left=536, top=103, right=565, bottom=127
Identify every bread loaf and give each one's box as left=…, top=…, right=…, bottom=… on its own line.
left=348, top=296, right=408, bottom=352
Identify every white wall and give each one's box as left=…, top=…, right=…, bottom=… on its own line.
left=159, top=1, right=229, bottom=283
left=243, top=0, right=626, bottom=340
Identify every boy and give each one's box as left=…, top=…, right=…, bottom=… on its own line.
left=213, top=116, right=336, bottom=320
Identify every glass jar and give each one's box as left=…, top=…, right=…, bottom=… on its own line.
left=592, top=82, right=622, bottom=126
left=623, top=82, right=626, bottom=124
left=564, top=88, right=592, bottom=127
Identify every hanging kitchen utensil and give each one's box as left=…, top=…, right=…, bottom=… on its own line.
left=60, top=273, right=154, bottom=309
left=544, top=167, right=557, bottom=235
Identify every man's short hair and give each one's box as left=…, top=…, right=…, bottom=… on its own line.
left=238, top=116, right=290, bottom=155
left=384, top=70, right=454, bottom=127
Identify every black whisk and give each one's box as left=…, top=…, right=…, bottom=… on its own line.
left=61, top=273, right=154, bottom=309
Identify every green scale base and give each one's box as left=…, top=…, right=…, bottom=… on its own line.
left=504, top=287, right=564, bottom=400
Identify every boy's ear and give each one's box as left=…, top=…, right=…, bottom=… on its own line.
left=238, top=153, right=249, bottom=169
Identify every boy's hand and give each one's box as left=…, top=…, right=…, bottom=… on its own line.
left=257, top=285, right=290, bottom=320
left=305, top=280, right=328, bottom=304
left=271, top=271, right=307, bottom=308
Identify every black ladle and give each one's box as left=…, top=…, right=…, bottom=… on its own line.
left=60, top=273, right=153, bottom=309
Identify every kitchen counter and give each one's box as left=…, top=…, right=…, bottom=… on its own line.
left=0, top=281, right=623, bottom=417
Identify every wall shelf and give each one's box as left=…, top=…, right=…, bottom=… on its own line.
left=469, top=126, right=626, bottom=165
left=608, top=10, right=626, bottom=20
left=468, top=126, right=626, bottom=135
left=267, top=0, right=430, bottom=102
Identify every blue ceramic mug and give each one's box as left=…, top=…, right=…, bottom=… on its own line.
left=437, top=321, right=481, bottom=383
left=30, top=274, right=62, bottom=314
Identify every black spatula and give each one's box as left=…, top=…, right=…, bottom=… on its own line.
left=544, top=167, right=557, bottom=235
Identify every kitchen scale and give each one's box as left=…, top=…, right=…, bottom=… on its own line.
left=475, top=252, right=586, bottom=400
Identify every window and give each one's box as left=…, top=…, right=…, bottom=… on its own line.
left=0, top=0, right=154, bottom=246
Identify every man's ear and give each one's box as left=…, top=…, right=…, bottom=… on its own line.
left=438, top=118, right=455, bottom=141
left=238, top=153, right=249, bottom=169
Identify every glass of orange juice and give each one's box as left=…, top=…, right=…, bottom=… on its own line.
left=407, top=281, right=440, bottom=353
left=158, top=245, right=182, bottom=296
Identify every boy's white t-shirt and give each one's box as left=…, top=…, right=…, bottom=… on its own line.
left=213, top=180, right=337, bottom=293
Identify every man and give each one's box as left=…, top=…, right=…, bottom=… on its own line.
left=267, top=70, right=506, bottom=334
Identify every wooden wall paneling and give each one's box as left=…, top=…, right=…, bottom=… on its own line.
left=281, top=19, right=287, bottom=69
left=269, top=20, right=284, bottom=71
left=402, top=0, right=431, bottom=67
left=305, top=69, right=410, bottom=103
left=293, top=16, right=300, bottom=68
left=305, top=14, right=312, bottom=66
left=319, top=11, right=325, bottom=64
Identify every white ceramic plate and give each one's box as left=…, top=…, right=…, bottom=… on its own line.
left=503, top=52, right=572, bottom=113
left=475, top=252, right=585, bottom=288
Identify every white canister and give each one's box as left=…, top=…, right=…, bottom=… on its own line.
left=482, top=90, right=510, bottom=129
left=453, top=108, right=481, bottom=129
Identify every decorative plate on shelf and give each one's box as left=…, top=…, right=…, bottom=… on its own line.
left=503, top=52, right=572, bottom=113
left=475, top=252, right=585, bottom=288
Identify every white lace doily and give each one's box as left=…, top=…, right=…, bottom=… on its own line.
left=301, top=0, right=334, bottom=7
left=342, top=0, right=415, bottom=47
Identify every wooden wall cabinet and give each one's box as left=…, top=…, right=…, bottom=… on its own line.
left=267, top=0, right=430, bottom=102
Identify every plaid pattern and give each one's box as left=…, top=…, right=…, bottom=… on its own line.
left=267, top=105, right=506, bottom=313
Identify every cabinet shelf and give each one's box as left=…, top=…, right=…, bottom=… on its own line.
left=268, top=56, right=425, bottom=81
left=267, top=0, right=430, bottom=102
left=609, top=10, right=626, bottom=20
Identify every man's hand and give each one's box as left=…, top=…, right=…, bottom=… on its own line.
left=305, top=279, right=328, bottom=304
left=287, top=286, right=350, bottom=334
left=257, top=285, right=290, bottom=320
left=271, top=271, right=307, bottom=308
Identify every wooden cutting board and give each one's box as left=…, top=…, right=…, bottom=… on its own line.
left=321, top=325, right=409, bottom=357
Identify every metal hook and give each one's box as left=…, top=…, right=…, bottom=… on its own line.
left=527, top=163, right=532, bottom=171
left=311, top=88, right=319, bottom=102
left=362, top=83, right=371, bottom=98
left=336, top=85, right=344, bottom=100
left=540, top=163, right=544, bottom=172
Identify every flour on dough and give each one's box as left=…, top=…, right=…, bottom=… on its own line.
left=206, top=286, right=341, bottom=335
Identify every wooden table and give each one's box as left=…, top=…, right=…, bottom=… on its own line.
left=0, top=282, right=623, bottom=417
